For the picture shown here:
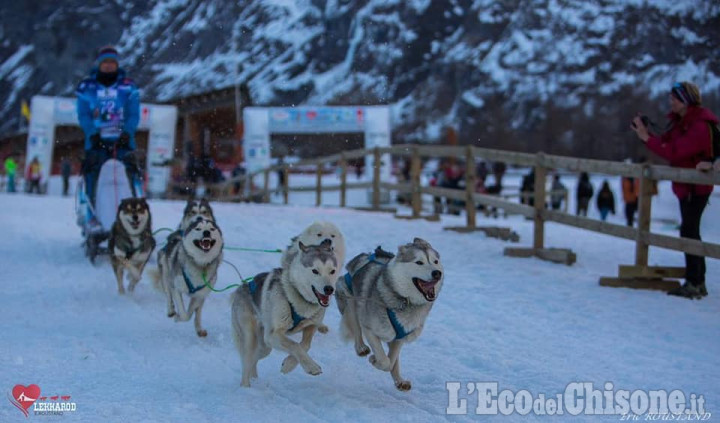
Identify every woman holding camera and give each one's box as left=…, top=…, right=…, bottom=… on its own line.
left=631, top=81, right=717, bottom=299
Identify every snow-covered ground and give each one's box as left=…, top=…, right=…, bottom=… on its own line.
left=1, top=177, right=718, bottom=422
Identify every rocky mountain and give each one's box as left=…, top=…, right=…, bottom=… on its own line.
left=2, top=0, right=719, bottom=158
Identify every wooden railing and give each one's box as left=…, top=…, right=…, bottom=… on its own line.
left=185, top=144, right=720, bottom=289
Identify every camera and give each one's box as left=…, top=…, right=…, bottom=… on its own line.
left=631, top=115, right=651, bottom=129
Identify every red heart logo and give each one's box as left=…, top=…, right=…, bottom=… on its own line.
left=307, top=110, right=317, bottom=120
left=11, top=384, right=41, bottom=413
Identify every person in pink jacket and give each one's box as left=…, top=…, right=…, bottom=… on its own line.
left=631, top=81, right=717, bottom=299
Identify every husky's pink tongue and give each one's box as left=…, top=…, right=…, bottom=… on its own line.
left=314, top=289, right=330, bottom=307
left=414, top=278, right=438, bottom=301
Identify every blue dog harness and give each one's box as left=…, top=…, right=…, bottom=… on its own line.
left=343, top=253, right=413, bottom=341
left=248, top=277, right=305, bottom=331
left=182, top=268, right=205, bottom=294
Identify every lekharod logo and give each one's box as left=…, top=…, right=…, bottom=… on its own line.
left=8, top=384, right=77, bottom=418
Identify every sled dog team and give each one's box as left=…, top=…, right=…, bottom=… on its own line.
left=107, top=198, right=444, bottom=391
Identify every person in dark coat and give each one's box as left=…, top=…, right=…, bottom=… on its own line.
left=576, top=172, right=594, bottom=216
left=520, top=169, right=535, bottom=206
left=633, top=81, right=717, bottom=299
left=596, top=180, right=616, bottom=221
left=61, top=157, right=72, bottom=196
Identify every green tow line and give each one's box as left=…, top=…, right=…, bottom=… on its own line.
left=201, top=260, right=255, bottom=293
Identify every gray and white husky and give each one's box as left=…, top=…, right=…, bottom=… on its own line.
left=164, top=198, right=216, bottom=248
left=109, top=198, right=156, bottom=295
left=231, top=240, right=339, bottom=387
left=152, top=218, right=223, bottom=337
left=335, top=238, right=444, bottom=391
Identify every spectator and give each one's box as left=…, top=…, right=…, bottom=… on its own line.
left=576, top=172, right=593, bottom=216
left=26, top=156, right=42, bottom=194
left=520, top=169, right=535, bottom=206
left=476, top=161, right=489, bottom=182
left=4, top=154, right=17, bottom=193
left=632, top=81, right=717, bottom=299
left=550, top=174, right=567, bottom=211
left=596, top=180, right=616, bottom=221
left=61, top=157, right=72, bottom=196
left=621, top=176, right=639, bottom=226
left=493, top=161, right=507, bottom=187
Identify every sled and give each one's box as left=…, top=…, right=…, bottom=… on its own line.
left=75, top=158, right=143, bottom=264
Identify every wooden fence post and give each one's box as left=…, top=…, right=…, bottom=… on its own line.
left=282, top=164, right=289, bottom=205
left=372, top=147, right=381, bottom=209
left=464, top=145, right=477, bottom=229
left=316, top=163, right=322, bottom=207
left=533, top=153, right=547, bottom=251
left=340, top=154, right=347, bottom=208
left=635, top=164, right=652, bottom=267
left=263, top=169, right=270, bottom=203
left=411, top=147, right=421, bottom=218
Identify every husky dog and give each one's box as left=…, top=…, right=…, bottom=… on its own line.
left=282, top=221, right=345, bottom=270
left=180, top=198, right=216, bottom=231
left=109, top=198, right=156, bottom=295
left=164, top=198, right=216, bottom=250
left=231, top=240, right=339, bottom=387
left=336, top=238, right=443, bottom=391
left=153, top=218, right=223, bottom=337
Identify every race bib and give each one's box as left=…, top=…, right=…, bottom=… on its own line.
left=96, top=88, right=124, bottom=139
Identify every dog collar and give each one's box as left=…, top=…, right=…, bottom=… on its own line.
left=182, top=268, right=205, bottom=294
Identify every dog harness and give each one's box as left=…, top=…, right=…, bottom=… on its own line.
left=182, top=268, right=205, bottom=294
left=248, top=278, right=305, bottom=331
left=343, top=253, right=414, bottom=341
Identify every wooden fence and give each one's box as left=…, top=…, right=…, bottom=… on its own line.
left=189, top=144, right=720, bottom=290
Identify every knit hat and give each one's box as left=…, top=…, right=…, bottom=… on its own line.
left=96, top=45, right=119, bottom=66
left=671, top=81, right=701, bottom=106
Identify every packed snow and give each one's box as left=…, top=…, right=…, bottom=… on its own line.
left=1, top=177, right=718, bottom=421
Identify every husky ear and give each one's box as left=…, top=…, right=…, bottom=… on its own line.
left=299, top=241, right=309, bottom=252
left=413, top=237, right=430, bottom=248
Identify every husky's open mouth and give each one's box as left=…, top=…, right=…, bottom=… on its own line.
left=193, top=238, right=216, bottom=252
left=312, top=286, right=331, bottom=307
left=412, top=277, right=438, bottom=302
left=128, top=220, right=141, bottom=230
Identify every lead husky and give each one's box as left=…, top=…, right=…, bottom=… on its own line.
left=231, top=240, right=339, bottom=387
left=336, top=238, right=444, bottom=391
left=152, top=218, right=223, bottom=337
left=282, top=221, right=345, bottom=270
left=109, top=198, right=156, bottom=295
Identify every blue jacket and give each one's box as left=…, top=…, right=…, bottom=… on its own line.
left=76, top=68, right=140, bottom=150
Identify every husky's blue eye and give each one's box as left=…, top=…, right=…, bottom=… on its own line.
left=312, top=269, right=319, bottom=275
left=415, top=261, right=424, bottom=265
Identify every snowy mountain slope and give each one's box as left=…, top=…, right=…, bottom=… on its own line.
left=0, top=188, right=718, bottom=421
left=1, top=1, right=719, bottom=150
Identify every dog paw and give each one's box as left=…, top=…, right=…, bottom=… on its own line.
left=303, top=362, right=322, bottom=376
left=317, top=324, right=329, bottom=334
left=196, top=329, right=207, bottom=337
left=281, top=356, right=298, bottom=374
left=117, top=288, right=126, bottom=295
left=395, top=380, right=412, bottom=391
left=369, top=355, right=391, bottom=371
left=167, top=311, right=176, bottom=318
left=355, top=344, right=370, bottom=357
